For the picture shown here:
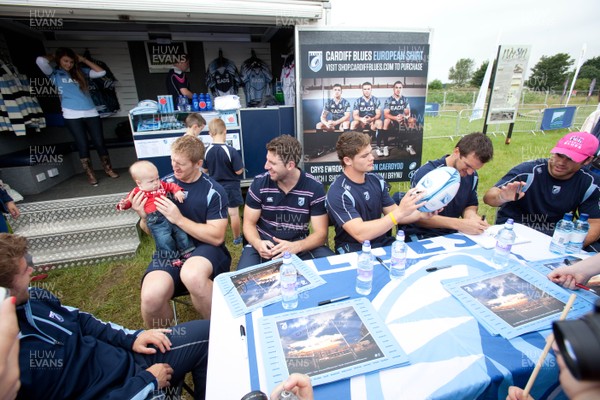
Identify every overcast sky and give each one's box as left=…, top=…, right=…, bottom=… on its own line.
left=327, top=0, right=600, bottom=83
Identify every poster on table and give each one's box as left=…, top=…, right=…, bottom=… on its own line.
left=296, top=27, right=430, bottom=184
left=487, top=45, right=531, bottom=125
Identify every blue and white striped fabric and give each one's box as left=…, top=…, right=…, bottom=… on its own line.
left=0, top=62, right=46, bottom=136
left=247, top=234, right=568, bottom=400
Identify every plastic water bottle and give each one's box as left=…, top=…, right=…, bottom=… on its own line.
left=549, top=213, right=574, bottom=254
left=192, top=93, right=200, bottom=111
left=567, top=213, right=589, bottom=254
left=199, top=93, right=207, bottom=111
left=492, top=219, right=516, bottom=267
left=390, top=230, right=407, bottom=280
left=177, top=95, right=186, bottom=111
left=356, top=240, right=374, bottom=295
left=205, top=93, right=212, bottom=111
left=280, top=252, right=298, bottom=310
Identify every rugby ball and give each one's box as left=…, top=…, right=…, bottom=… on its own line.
left=414, top=166, right=460, bottom=212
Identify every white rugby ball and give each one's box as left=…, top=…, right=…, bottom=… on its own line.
left=414, top=166, right=460, bottom=212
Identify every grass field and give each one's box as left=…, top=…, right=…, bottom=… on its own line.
left=33, top=124, right=572, bottom=329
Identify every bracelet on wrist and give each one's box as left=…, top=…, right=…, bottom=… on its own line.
left=388, top=213, right=398, bottom=225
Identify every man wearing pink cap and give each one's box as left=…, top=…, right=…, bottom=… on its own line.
left=483, top=132, right=600, bottom=248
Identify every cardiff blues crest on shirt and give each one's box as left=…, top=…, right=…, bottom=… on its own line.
left=364, top=191, right=370, bottom=201
left=308, top=51, right=323, bottom=73
left=552, top=185, right=561, bottom=194
left=49, top=311, right=64, bottom=322
left=298, top=197, right=305, bottom=206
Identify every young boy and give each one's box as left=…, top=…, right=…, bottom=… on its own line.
left=184, top=112, right=206, bottom=137
left=117, top=160, right=195, bottom=266
left=203, top=118, right=245, bottom=245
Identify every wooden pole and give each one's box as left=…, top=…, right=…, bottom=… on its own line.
left=522, top=293, right=577, bottom=398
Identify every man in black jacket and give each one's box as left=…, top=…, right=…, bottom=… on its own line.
left=0, top=233, right=209, bottom=400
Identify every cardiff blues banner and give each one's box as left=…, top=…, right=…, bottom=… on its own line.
left=296, top=27, right=430, bottom=184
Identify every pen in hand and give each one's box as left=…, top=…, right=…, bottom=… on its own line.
left=514, top=180, right=523, bottom=202
left=575, top=283, right=598, bottom=294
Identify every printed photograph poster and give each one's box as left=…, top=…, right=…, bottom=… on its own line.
left=487, top=45, right=531, bottom=125
left=297, top=28, right=430, bottom=184
left=215, top=254, right=325, bottom=318
left=257, top=297, right=409, bottom=389
left=442, top=264, right=594, bottom=339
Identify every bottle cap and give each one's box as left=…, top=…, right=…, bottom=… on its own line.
left=506, top=218, right=514, bottom=225
left=580, top=213, right=589, bottom=221
left=396, top=230, right=405, bottom=240
left=564, top=213, right=573, bottom=221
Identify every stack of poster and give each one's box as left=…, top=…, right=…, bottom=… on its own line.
left=442, top=264, right=593, bottom=339
left=256, top=297, right=410, bottom=389
left=215, top=254, right=326, bottom=318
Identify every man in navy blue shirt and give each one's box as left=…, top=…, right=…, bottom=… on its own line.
left=2, top=233, right=209, bottom=400
left=316, top=83, right=351, bottom=131
left=484, top=132, right=600, bottom=248
left=130, top=136, right=231, bottom=322
left=238, top=135, right=334, bottom=269
left=327, top=131, right=428, bottom=253
left=402, top=132, right=493, bottom=241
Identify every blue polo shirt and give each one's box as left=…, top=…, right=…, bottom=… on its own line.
left=163, top=172, right=228, bottom=245
left=245, top=170, right=327, bottom=241
left=495, top=159, right=600, bottom=236
left=327, top=172, right=395, bottom=251
left=403, top=156, right=479, bottom=239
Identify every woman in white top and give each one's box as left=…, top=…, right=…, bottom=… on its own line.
left=36, top=47, right=119, bottom=185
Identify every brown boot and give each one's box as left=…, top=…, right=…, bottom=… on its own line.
left=100, top=155, right=119, bottom=178
left=80, top=158, right=98, bottom=186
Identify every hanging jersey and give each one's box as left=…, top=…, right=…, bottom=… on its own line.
left=353, top=96, right=380, bottom=118
left=322, top=98, right=351, bottom=120
left=384, top=95, right=410, bottom=116
left=281, top=54, right=295, bottom=106
left=206, top=57, right=241, bottom=97
left=86, top=57, right=120, bottom=116
left=240, top=57, right=273, bottom=107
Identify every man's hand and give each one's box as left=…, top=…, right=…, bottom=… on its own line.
left=146, top=363, right=173, bottom=389
left=458, top=216, right=490, bottom=235
left=271, top=238, right=302, bottom=259
left=395, top=188, right=425, bottom=220
left=155, top=196, right=183, bottom=225
left=506, top=386, right=534, bottom=400
left=270, top=373, right=314, bottom=400
left=130, top=191, right=148, bottom=219
left=548, top=264, right=590, bottom=290
left=173, top=191, right=185, bottom=203
left=256, top=240, right=276, bottom=259
left=133, top=329, right=172, bottom=354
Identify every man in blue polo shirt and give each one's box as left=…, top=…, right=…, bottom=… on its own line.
left=327, top=131, right=428, bottom=254
left=238, top=135, right=334, bottom=269
left=484, top=132, right=600, bottom=249
left=402, top=132, right=493, bottom=241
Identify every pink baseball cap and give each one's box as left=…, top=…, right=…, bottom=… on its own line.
left=551, top=132, right=599, bottom=163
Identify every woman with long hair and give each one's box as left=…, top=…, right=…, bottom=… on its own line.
left=36, top=47, right=119, bottom=185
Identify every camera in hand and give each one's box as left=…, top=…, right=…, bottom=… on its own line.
left=553, top=299, right=600, bottom=381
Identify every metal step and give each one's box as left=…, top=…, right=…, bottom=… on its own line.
left=9, top=192, right=141, bottom=271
